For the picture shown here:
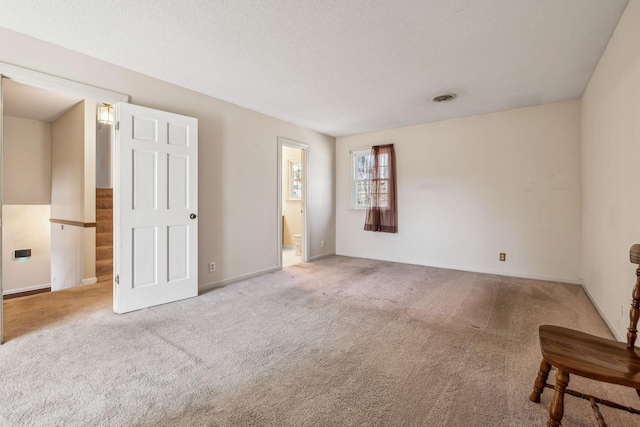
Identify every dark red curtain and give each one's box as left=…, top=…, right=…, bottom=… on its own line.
left=364, top=144, right=397, bottom=233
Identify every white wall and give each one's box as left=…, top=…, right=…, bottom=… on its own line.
left=96, top=122, right=112, bottom=188
left=337, top=100, right=582, bottom=282
left=3, top=116, right=51, bottom=204
left=82, top=101, right=97, bottom=282
left=0, top=28, right=336, bottom=288
left=50, top=223, right=84, bottom=291
left=282, top=146, right=302, bottom=246
left=581, top=0, right=640, bottom=340
left=1, top=205, right=51, bottom=294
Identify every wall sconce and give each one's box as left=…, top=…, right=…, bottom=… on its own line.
left=98, top=103, right=114, bottom=124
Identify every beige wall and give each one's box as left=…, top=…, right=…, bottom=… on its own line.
left=0, top=28, right=336, bottom=288
left=3, top=116, right=51, bottom=204
left=50, top=100, right=96, bottom=288
left=51, top=101, right=86, bottom=222
left=337, top=100, right=582, bottom=283
left=1, top=205, right=51, bottom=294
left=2, top=116, right=52, bottom=293
left=282, top=145, right=302, bottom=246
left=581, top=0, right=640, bottom=340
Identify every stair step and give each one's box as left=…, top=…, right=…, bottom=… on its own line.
left=96, top=246, right=113, bottom=261
left=96, top=259, right=113, bottom=276
left=97, top=198, right=113, bottom=209
left=96, top=233, right=112, bottom=247
left=97, top=220, right=113, bottom=233
left=96, top=188, right=113, bottom=198
left=96, top=189, right=113, bottom=278
left=96, top=210, right=113, bottom=220
left=97, top=275, right=113, bottom=284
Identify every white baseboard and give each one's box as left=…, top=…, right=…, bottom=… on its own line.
left=199, top=266, right=281, bottom=293
left=335, top=253, right=582, bottom=285
left=580, top=281, right=625, bottom=342
left=2, top=283, right=51, bottom=296
left=82, top=277, right=98, bottom=286
left=415, top=261, right=582, bottom=285
left=308, top=252, right=336, bottom=262
left=198, top=254, right=336, bottom=293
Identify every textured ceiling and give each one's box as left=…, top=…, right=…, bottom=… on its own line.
left=0, top=0, right=630, bottom=136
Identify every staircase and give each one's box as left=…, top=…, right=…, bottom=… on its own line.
left=96, top=188, right=113, bottom=284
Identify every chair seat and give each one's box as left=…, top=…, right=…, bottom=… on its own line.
left=540, top=324, right=640, bottom=389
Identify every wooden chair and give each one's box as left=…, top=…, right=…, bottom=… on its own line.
left=530, top=244, right=640, bottom=427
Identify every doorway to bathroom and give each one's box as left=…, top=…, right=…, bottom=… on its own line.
left=278, top=137, right=308, bottom=267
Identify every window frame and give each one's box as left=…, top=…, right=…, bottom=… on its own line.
left=350, top=148, right=391, bottom=211
left=350, top=148, right=372, bottom=210
left=289, top=159, right=302, bottom=200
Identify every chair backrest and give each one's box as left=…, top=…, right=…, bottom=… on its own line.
left=627, top=244, right=640, bottom=349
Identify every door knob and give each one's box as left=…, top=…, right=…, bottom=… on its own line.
left=190, top=213, right=197, bottom=219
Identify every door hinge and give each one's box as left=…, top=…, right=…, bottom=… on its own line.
left=115, top=121, right=120, bottom=131
left=115, top=274, right=119, bottom=285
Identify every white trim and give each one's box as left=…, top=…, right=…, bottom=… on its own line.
left=335, top=253, right=582, bottom=285
left=82, top=277, right=98, bottom=286
left=0, top=61, right=129, bottom=104
left=0, top=64, right=130, bottom=339
left=308, top=252, right=336, bottom=262
left=348, top=146, right=373, bottom=153
left=199, top=266, right=281, bottom=293
left=420, top=262, right=582, bottom=285
left=199, top=254, right=336, bottom=292
left=288, top=159, right=302, bottom=200
left=277, top=137, right=309, bottom=267
left=2, top=283, right=51, bottom=296
left=350, top=147, right=372, bottom=211
left=580, top=281, right=624, bottom=342
left=0, top=75, right=3, bottom=343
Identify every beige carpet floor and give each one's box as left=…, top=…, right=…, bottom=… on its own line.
left=1, top=256, right=638, bottom=426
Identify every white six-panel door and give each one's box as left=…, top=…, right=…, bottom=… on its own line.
left=114, top=103, right=198, bottom=313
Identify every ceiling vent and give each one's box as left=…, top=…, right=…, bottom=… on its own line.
left=432, top=94, right=457, bottom=103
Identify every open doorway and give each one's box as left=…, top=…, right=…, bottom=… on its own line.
left=0, top=64, right=199, bottom=343
left=2, top=79, right=97, bottom=294
left=278, top=137, right=308, bottom=267
left=1, top=78, right=111, bottom=340
left=282, top=146, right=302, bottom=266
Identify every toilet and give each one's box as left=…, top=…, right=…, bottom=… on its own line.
left=292, top=234, right=302, bottom=256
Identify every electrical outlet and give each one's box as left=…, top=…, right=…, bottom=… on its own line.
left=621, top=303, right=625, bottom=318
left=209, top=262, right=216, bottom=272
left=499, top=253, right=506, bottom=262
left=321, top=240, right=325, bottom=248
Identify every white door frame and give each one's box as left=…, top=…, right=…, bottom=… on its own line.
left=0, top=75, right=4, bottom=344
left=277, top=137, right=309, bottom=266
left=0, top=62, right=128, bottom=344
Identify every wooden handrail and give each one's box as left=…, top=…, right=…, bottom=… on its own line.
left=49, top=218, right=96, bottom=228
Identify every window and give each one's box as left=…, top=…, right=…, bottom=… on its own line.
left=363, top=144, right=397, bottom=233
left=289, top=160, right=302, bottom=199
left=351, top=148, right=389, bottom=210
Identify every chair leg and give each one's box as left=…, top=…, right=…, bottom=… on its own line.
left=530, top=359, right=551, bottom=403
left=547, top=369, right=570, bottom=427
